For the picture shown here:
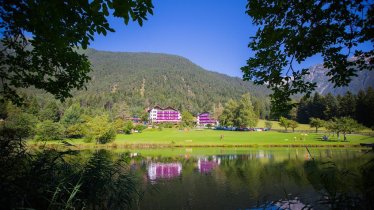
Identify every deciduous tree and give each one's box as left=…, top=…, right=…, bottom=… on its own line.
left=289, top=120, right=299, bottom=132
left=85, top=115, right=116, bottom=143
left=36, top=120, right=65, bottom=141
left=0, top=0, right=154, bottom=104
left=242, top=0, right=373, bottom=116
left=181, top=110, right=194, bottom=128
left=219, top=99, right=238, bottom=127
left=265, top=121, right=273, bottom=129
left=310, top=118, right=325, bottom=133
left=279, top=117, right=290, bottom=131
left=236, top=93, right=258, bottom=128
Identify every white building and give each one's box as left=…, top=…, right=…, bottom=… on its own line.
left=148, top=106, right=181, bottom=123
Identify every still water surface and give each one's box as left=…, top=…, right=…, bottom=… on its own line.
left=110, top=148, right=373, bottom=210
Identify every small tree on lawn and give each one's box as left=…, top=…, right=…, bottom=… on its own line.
left=265, top=121, right=273, bottom=130
left=289, top=120, right=299, bottom=132
left=338, top=117, right=364, bottom=141
left=113, top=118, right=125, bottom=133
left=326, top=117, right=364, bottom=141
left=85, top=115, right=116, bottom=144
left=181, top=110, right=194, bottom=128
left=279, top=117, right=290, bottom=131
left=310, top=118, right=325, bottom=133
left=123, top=120, right=134, bottom=134
left=325, top=119, right=340, bottom=138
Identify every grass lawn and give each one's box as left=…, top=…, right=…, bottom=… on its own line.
left=256, top=119, right=321, bottom=130
left=30, top=128, right=374, bottom=148
left=115, top=128, right=374, bottom=146
left=256, top=119, right=373, bottom=132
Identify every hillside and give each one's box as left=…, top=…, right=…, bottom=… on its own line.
left=66, top=49, right=272, bottom=114
left=304, top=63, right=374, bottom=95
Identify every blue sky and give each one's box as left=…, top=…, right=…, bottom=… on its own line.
left=90, top=0, right=258, bottom=77
left=90, top=0, right=371, bottom=78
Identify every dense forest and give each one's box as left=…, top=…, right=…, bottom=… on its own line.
left=294, top=88, right=374, bottom=128
left=73, top=49, right=271, bottom=115
left=21, top=49, right=272, bottom=118
left=7, top=49, right=374, bottom=131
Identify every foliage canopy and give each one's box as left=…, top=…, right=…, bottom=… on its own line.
left=0, top=0, right=153, bottom=104
left=242, top=0, right=373, bottom=116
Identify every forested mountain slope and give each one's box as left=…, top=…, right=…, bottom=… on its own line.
left=70, top=48, right=271, bottom=114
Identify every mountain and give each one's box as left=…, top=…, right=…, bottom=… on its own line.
left=63, top=48, right=272, bottom=114
left=304, top=63, right=374, bottom=95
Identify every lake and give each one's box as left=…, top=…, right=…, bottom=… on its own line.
left=3, top=147, right=373, bottom=209
left=107, top=148, right=373, bottom=209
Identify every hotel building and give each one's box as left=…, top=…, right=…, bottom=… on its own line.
left=197, top=112, right=218, bottom=126
left=148, top=106, right=181, bottom=123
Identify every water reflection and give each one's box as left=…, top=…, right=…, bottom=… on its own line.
left=252, top=198, right=311, bottom=210
left=131, top=148, right=373, bottom=210
left=198, top=157, right=221, bottom=173
left=2, top=146, right=372, bottom=209
left=148, top=162, right=182, bottom=181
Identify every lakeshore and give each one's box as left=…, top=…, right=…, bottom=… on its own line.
left=29, top=129, right=374, bottom=149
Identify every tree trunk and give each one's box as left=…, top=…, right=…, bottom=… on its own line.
left=316, top=127, right=318, bottom=133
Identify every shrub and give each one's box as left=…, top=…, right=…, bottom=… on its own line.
left=265, top=121, right=273, bottom=129
left=36, top=120, right=65, bottom=141
left=5, top=112, right=38, bottom=139
left=84, top=115, right=116, bottom=144
left=97, top=127, right=116, bottom=144
left=123, top=120, right=134, bottom=134
left=65, top=123, right=85, bottom=138
left=134, top=124, right=146, bottom=133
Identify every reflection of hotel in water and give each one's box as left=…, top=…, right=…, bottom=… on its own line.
left=198, top=157, right=221, bottom=173
left=147, top=162, right=182, bottom=181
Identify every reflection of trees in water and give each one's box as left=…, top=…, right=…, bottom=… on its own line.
left=216, top=151, right=374, bottom=209
left=0, top=130, right=139, bottom=210
left=303, top=154, right=374, bottom=209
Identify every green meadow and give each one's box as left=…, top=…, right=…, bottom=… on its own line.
left=31, top=127, right=374, bottom=148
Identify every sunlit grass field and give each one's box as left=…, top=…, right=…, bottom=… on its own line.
left=256, top=119, right=322, bottom=130
left=31, top=127, right=374, bottom=148
left=114, top=128, right=373, bottom=145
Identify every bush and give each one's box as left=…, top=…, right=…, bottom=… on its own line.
left=65, top=123, right=85, bottom=138
left=36, top=120, right=65, bottom=141
left=97, top=127, right=116, bottom=144
left=123, top=120, right=134, bottom=134
left=5, top=112, right=38, bottom=139
left=134, top=124, right=146, bottom=133
left=158, top=122, right=173, bottom=128
left=84, top=115, right=116, bottom=144
left=113, top=118, right=125, bottom=133
left=265, top=121, right=273, bottom=129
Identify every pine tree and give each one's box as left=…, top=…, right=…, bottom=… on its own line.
left=338, top=91, right=356, bottom=117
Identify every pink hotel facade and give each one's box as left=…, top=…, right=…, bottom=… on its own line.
left=148, top=106, right=218, bottom=125
left=197, top=112, right=218, bottom=126
left=148, top=106, right=181, bottom=123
